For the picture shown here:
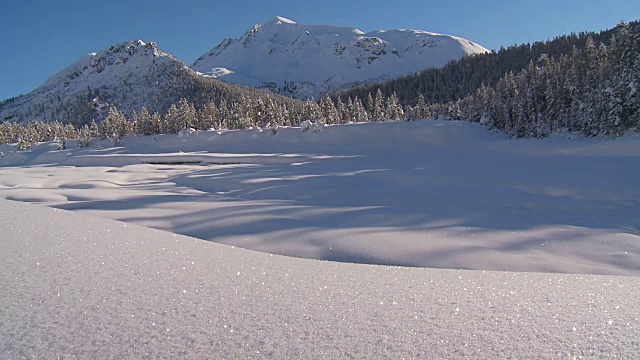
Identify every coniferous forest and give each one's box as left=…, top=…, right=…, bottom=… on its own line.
left=341, top=21, right=640, bottom=137
left=0, top=21, right=638, bottom=149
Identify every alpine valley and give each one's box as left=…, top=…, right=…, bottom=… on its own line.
left=0, top=16, right=487, bottom=124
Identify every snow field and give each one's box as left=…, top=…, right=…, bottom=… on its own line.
left=1, top=119, right=639, bottom=276
left=1, top=199, right=639, bottom=358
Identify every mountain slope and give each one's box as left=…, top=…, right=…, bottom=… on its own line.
left=339, top=20, right=640, bottom=107
left=0, top=40, right=299, bottom=124
left=191, top=16, right=489, bottom=99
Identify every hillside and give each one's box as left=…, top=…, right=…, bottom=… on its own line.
left=340, top=21, right=640, bottom=107
left=0, top=40, right=300, bottom=125
left=339, top=21, right=640, bottom=138
left=191, top=16, right=488, bottom=99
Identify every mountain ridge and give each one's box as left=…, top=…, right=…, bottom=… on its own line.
left=0, top=38, right=300, bottom=124
left=0, top=40, right=188, bottom=123
left=0, top=16, right=488, bottom=123
left=191, top=16, right=489, bottom=99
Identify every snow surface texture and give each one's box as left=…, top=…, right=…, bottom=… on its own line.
left=1, top=119, right=639, bottom=276
left=192, top=16, right=489, bottom=99
left=1, top=199, right=639, bottom=358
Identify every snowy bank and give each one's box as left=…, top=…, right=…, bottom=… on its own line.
left=1, top=199, right=638, bottom=358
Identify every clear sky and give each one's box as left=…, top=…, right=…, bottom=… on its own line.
left=1, top=0, right=638, bottom=101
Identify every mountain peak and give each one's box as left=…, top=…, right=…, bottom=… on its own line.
left=192, top=18, right=489, bottom=99
left=0, top=39, right=187, bottom=123
left=266, top=16, right=296, bottom=25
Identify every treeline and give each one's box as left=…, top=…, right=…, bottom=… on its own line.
left=0, top=91, right=407, bottom=150
left=427, top=21, right=640, bottom=137
left=0, top=120, right=81, bottom=151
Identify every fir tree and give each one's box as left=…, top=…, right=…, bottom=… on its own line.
left=136, top=107, right=154, bottom=135
left=164, top=104, right=180, bottom=134
left=199, top=102, right=219, bottom=130
left=372, top=89, right=385, bottom=121
left=101, top=106, right=127, bottom=145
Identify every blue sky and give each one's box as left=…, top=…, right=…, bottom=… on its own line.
left=1, top=0, right=638, bottom=101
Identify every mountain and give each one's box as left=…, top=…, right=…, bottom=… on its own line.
left=191, top=16, right=489, bottom=99
left=0, top=40, right=298, bottom=124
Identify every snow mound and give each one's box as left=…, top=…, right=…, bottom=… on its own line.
left=178, top=127, right=197, bottom=138
left=1, top=199, right=638, bottom=358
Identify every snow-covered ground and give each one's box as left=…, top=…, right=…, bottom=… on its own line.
left=1, top=199, right=639, bottom=358
left=2, top=119, right=640, bottom=357
left=1, top=119, right=639, bottom=276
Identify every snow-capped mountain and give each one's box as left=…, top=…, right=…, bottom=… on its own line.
left=192, top=16, right=489, bottom=99
left=0, top=40, right=289, bottom=124
left=0, top=40, right=185, bottom=123
left=0, top=17, right=488, bottom=123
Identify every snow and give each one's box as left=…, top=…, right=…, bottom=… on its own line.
left=267, top=15, right=297, bottom=25
left=1, top=119, right=639, bottom=277
left=0, top=40, right=187, bottom=122
left=1, top=198, right=638, bottom=358
left=0, top=17, right=488, bottom=121
left=191, top=17, right=489, bottom=99
left=2, top=119, right=640, bottom=357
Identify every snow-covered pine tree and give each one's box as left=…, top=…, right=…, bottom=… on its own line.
left=78, top=124, right=92, bottom=148
left=265, top=98, right=284, bottom=128
left=413, top=94, right=427, bottom=120
left=280, top=103, right=293, bottom=127
left=176, top=98, right=197, bottom=131
left=89, top=120, right=100, bottom=138
left=217, top=99, right=230, bottom=129
left=136, top=107, right=154, bottom=135
left=163, top=104, right=180, bottom=134
left=151, top=111, right=163, bottom=134
left=372, top=89, right=385, bottom=121
left=64, top=123, right=77, bottom=143
left=334, top=97, right=346, bottom=124
left=385, top=92, right=403, bottom=120
left=345, top=97, right=354, bottom=123
left=366, top=92, right=375, bottom=118
left=253, top=98, right=267, bottom=128
left=609, top=21, right=640, bottom=132
left=199, top=102, right=218, bottom=130
left=226, top=101, right=239, bottom=129
left=129, top=110, right=138, bottom=136
left=352, top=96, right=368, bottom=123
left=237, top=96, right=253, bottom=129
left=320, top=96, right=339, bottom=125
left=101, top=106, right=127, bottom=145
left=302, top=100, right=321, bottom=123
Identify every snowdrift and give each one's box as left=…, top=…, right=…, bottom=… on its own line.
left=1, top=199, right=638, bottom=358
